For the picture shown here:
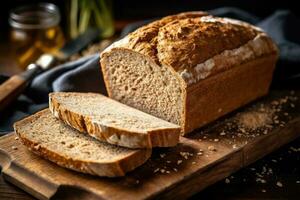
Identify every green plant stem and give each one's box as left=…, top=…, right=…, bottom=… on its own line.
left=70, top=0, right=78, bottom=38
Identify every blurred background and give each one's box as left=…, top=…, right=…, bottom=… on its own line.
left=0, top=0, right=299, bottom=75
left=0, top=1, right=300, bottom=200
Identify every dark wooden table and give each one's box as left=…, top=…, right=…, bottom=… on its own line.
left=0, top=135, right=299, bottom=200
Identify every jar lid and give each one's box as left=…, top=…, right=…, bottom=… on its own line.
left=9, top=3, right=61, bottom=29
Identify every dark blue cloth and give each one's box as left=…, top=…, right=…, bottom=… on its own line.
left=1, top=8, right=300, bottom=133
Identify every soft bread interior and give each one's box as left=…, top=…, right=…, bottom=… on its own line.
left=101, top=49, right=185, bottom=127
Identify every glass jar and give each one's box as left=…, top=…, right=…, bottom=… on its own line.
left=9, top=3, right=65, bottom=69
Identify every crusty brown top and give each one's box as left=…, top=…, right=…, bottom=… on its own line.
left=112, top=12, right=258, bottom=71
left=125, top=12, right=208, bottom=68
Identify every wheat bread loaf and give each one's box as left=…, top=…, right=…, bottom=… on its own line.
left=14, top=109, right=151, bottom=177
left=100, top=11, right=279, bottom=134
left=49, top=92, right=181, bottom=148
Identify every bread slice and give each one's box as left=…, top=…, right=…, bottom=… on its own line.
left=14, top=109, right=151, bottom=177
left=49, top=92, right=180, bottom=148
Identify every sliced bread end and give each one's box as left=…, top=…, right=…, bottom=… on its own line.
left=14, top=109, right=151, bottom=177
left=49, top=92, right=180, bottom=149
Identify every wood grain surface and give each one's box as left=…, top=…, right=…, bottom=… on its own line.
left=0, top=90, right=299, bottom=200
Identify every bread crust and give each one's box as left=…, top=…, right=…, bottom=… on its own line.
left=49, top=93, right=180, bottom=148
left=184, top=54, right=277, bottom=134
left=14, top=109, right=152, bottom=177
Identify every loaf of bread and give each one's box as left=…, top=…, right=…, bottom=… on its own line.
left=14, top=109, right=151, bottom=177
left=100, top=11, right=279, bottom=134
left=49, top=92, right=180, bottom=148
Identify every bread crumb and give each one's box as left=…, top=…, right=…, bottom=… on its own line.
left=214, top=138, right=219, bottom=142
left=290, top=147, right=300, bottom=152
left=180, top=152, right=193, bottom=159
left=232, top=144, right=237, bottom=149
left=154, top=168, right=160, bottom=173
left=208, top=146, right=216, bottom=151
left=173, top=168, right=178, bottom=172
left=192, top=161, right=196, bottom=165
left=220, top=131, right=226, bottom=136
left=240, top=128, right=246, bottom=133
left=276, top=181, right=283, bottom=187
left=166, top=170, right=170, bottom=174
left=166, top=160, right=171, bottom=163
left=160, top=153, right=166, bottom=158
left=296, top=181, right=300, bottom=184
left=197, top=152, right=203, bottom=156
left=136, top=180, right=140, bottom=184
left=160, top=169, right=166, bottom=173
left=177, top=160, right=182, bottom=165
left=256, top=178, right=266, bottom=183
left=225, top=178, right=230, bottom=184
left=12, top=146, right=18, bottom=150
left=14, top=137, right=19, bottom=140
left=291, top=103, right=295, bottom=108
left=261, top=189, right=266, bottom=193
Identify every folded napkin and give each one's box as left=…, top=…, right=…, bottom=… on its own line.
left=1, top=8, right=300, bottom=133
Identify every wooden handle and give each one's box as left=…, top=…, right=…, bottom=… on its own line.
left=0, top=75, right=27, bottom=112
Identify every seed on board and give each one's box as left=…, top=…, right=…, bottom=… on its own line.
left=225, top=178, right=230, bottom=184
left=291, top=103, right=295, bottom=108
left=154, top=168, right=160, bottom=173
left=261, top=189, right=266, bottom=193
left=177, top=160, right=183, bottom=165
left=160, top=153, right=166, bottom=158
left=220, top=131, right=226, bottom=136
left=208, top=146, right=216, bottom=151
left=276, top=181, right=283, bottom=187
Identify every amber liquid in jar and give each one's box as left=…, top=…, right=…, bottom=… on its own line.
left=9, top=3, right=65, bottom=69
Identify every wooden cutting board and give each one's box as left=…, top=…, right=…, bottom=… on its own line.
left=0, top=90, right=299, bottom=200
